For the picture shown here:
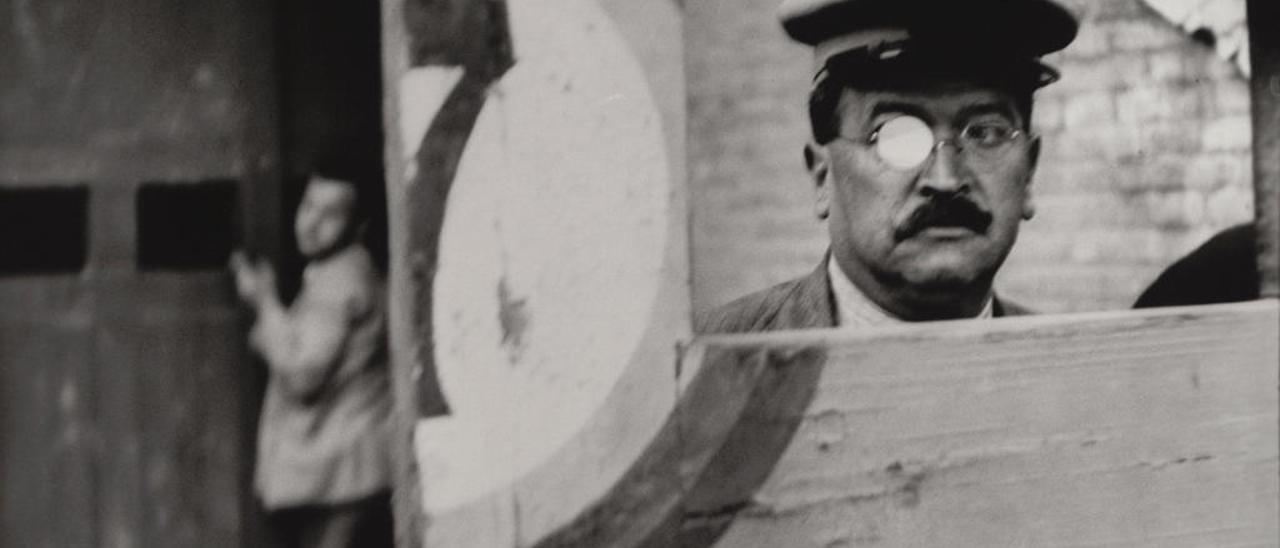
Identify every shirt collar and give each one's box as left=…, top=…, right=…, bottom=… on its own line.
left=826, top=259, right=993, bottom=327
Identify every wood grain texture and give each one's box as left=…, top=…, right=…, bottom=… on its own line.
left=701, top=302, right=1279, bottom=547
left=126, top=302, right=244, bottom=547
left=423, top=302, right=1278, bottom=547
left=0, top=0, right=279, bottom=544
left=1248, top=0, right=1280, bottom=298
left=0, top=302, right=96, bottom=548
left=380, top=0, right=428, bottom=544
left=93, top=274, right=248, bottom=548
left=0, top=0, right=277, bottom=185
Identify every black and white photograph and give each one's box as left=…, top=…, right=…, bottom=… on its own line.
left=0, top=0, right=1277, bottom=546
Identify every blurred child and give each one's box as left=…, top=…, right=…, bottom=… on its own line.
left=232, top=162, right=392, bottom=548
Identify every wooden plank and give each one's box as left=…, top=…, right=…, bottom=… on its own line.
left=90, top=275, right=247, bottom=548
left=1249, top=0, right=1280, bottom=297
left=380, top=0, right=430, bottom=544
left=223, top=0, right=282, bottom=543
left=94, top=283, right=250, bottom=548
left=0, top=0, right=274, bottom=185
left=0, top=0, right=278, bottom=546
left=689, top=302, right=1279, bottom=547
left=93, top=289, right=147, bottom=548
left=0, top=310, right=96, bottom=548
left=127, top=302, right=244, bottom=547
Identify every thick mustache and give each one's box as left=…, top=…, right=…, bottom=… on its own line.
left=895, top=195, right=993, bottom=240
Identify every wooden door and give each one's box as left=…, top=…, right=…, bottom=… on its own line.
left=0, top=0, right=281, bottom=545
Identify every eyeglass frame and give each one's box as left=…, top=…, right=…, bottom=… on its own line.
left=832, top=115, right=1036, bottom=171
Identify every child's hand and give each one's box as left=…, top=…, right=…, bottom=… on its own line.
left=230, top=250, right=261, bottom=304
left=254, top=261, right=277, bottom=299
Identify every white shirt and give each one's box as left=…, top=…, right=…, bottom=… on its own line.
left=252, top=245, right=391, bottom=508
left=826, top=259, right=993, bottom=327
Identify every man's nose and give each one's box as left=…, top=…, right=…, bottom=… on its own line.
left=917, top=141, right=970, bottom=196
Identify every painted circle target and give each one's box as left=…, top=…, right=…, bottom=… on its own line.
left=416, top=0, right=672, bottom=515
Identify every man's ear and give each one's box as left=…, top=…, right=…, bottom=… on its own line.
left=805, top=142, right=831, bottom=220
left=1022, top=135, right=1041, bottom=220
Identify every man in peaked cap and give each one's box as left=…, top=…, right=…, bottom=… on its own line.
left=699, top=0, right=1078, bottom=333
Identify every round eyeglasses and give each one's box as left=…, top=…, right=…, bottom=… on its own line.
left=837, top=115, right=1030, bottom=171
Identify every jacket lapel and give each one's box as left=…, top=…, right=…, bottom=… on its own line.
left=770, top=258, right=837, bottom=330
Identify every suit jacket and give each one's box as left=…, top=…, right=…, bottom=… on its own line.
left=698, top=257, right=1029, bottom=334
left=1133, top=223, right=1259, bottom=308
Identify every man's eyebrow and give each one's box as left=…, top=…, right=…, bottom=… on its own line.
left=869, top=101, right=931, bottom=120
left=957, top=103, right=1019, bottom=123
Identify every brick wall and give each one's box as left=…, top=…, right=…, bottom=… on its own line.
left=688, top=0, right=1254, bottom=314
left=687, top=0, right=820, bottom=313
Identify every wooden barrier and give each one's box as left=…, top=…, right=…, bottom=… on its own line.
left=702, top=302, right=1279, bottom=547
left=400, top=299, right=1279, bottom=546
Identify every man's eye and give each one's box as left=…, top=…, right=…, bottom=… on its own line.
left=964, top=123, right=1014, bottom=147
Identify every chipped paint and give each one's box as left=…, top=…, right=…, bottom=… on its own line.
left=497, top=276, right=529, bottom=361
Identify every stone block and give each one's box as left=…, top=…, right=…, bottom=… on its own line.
left=1184, top=152, right=1251, bottom=190
left=1139, top=120, right=1207, bottom=154
left=1109, top=19, right=1185, bottom=52
left=1211, top=80, right=1252, bottom=116
left=1205, top=184, right=1255, bottom=226
left=1201, top=114, right=1253, bottom=152
left=1141, top=190, right=1206, bottom=229
left=1063, top=91, right=1117, bottom=128
left=1053, top=53, right=1148, bottom=92
left=1033, top=96, right=1065, bottom=132
left=1147, top=50, right=1190, bottom=82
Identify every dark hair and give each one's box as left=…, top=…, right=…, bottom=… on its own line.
left=308, top=144, right=390, bottom=271
left=311, top=146, right=384, bottom=223
left=808, top=52, right=1039, bottom=144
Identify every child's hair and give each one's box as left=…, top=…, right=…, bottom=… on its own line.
left=309, top=142, right=389, bottom=271
left=311, top=144, right=385, bottom=223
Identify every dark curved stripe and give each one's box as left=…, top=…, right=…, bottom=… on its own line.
left=402, top=0, right=513, bottom=416
left=405, top=0, right=514, bottom=78
left=534, top=343, right=826, bottom=547
left=405, top=75, right=484, bottom=416
left=662, top=346, right=826, bottom=545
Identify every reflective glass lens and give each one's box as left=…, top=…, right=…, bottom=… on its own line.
left=962, top=122, right=1018, bottom=149
left=873, top=116, right=934, bottom=170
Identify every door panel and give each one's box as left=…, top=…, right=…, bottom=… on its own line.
left=0, top=0, right=281, bottom=545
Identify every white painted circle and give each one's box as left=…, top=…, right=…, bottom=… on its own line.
left=417, top=0, right=670, bottom=511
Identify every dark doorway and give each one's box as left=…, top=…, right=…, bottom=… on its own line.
left=275, top=0, right=388, bottom=301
